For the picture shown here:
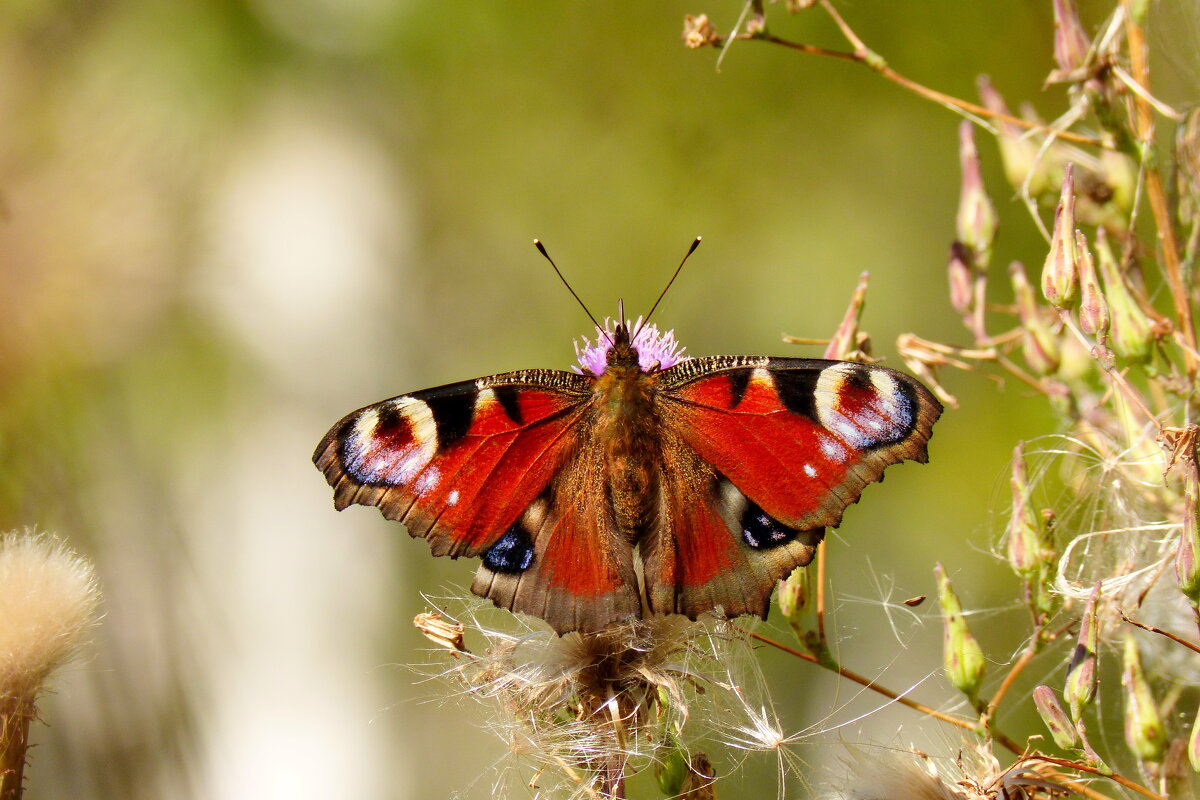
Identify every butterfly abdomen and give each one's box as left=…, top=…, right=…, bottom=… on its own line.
left=593, top=363, right=664, bottom=542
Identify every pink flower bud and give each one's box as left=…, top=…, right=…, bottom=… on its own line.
left=1042, top=165, right=1079, bottom=307
left=1075, top=230, right=1109, bottom=338
left=956, top=122, right=997, bottom=266
left=948, top=242, right=973, bottom=317
left=1033, top=685, right=1079, bottom=749
left=1051, top=0, right=1091, bottom=74
left=1010, top=261, right=1060, bottom=375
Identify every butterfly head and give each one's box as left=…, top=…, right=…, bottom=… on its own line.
left=573, top=317, right=689, bottom=376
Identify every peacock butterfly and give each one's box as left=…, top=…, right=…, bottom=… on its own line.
left=313, top=247, right=942, bottom=634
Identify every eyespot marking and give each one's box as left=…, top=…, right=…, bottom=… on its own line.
left=482, top=523, right=536, bottom=573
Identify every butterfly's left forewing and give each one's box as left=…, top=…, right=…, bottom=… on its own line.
left=313, top=370, right=594, bottom=559
left=314, top=369, right=642, bottom=633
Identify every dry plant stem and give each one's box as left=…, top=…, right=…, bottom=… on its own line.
left=1120, top=1, right=1197, bottom=377
left=0, top=708, right=30, bottom=800
left=1028, top=755, right=1167, bottom=800
left=723, top=33, right=1105, bottom=149
left=1120, top=613, right=1200, bottom=655
left=982, top=640, right=1038, bottom=725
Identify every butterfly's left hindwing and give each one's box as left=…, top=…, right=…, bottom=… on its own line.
left=313, top=370, right=593, bottom=560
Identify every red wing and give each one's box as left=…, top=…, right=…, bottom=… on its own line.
left=313, top=369, right=594, bottom=559
left=658, top=356, right=942, bottom=531
left=470, top=441, right=641, bottom=634
left=641, top=435, right=823, bottom=621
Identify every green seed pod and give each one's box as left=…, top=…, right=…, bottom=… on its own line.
left=1122, top=633, right=1166, bottom=763
left=1094, top=228, right=1154, bottom=362
left=1064, top=582, right=1100, bottom=722
left=935, top=563, right=985, bottom=705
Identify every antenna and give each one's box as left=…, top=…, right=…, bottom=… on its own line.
left=637, top=236, right=702, bottom=335
left=534, top=239, right=608, bottom=342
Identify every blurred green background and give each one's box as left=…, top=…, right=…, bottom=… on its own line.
left=1, top=1, right=1194, bottom=798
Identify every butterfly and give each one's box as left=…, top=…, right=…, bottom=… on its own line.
left=313, top=307, right=942, bottom=634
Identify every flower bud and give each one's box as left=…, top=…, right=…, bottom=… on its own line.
left=1122, top=632, right=1166, bottom=763
left=1051, top=0, right=1090, bottom=75
left=956, top=122, right=997, bottom=266
left=1042, top=165, right=1079, bottom=307
left=1177, top=480, right=1200, bottom=606
left=1094, top=228, right=1154, bottom=362
left=1007, top=443, right=1048, bottom=576
left=978, top=76, right=1045, bottom=194
left=823, top=273, right=869, bottom=361
left=1064, top=582, right=1100, bottom=722
left=948, top=242, right=974, bottom=317
left=1033, top=685, right=1079, bottom=749
left=1010, top=261, right=1060, bottom=375
left=1075, top=230, right=1109, bottom=338
left=935, top=563, right=985, bottom=705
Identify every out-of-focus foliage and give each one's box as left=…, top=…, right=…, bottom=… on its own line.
left=1, top=1, right=1194, bottom=798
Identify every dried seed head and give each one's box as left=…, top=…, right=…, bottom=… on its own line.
left=1122, top=632, right=1166, bottom=763
left=0, top=532, right=101, bottom=706
left=1041, top=165, right=1079, bottom=308
left=682, top=15, right=719, bottom=48
left=1009, top=261, right=1060, bottom=376
left=935, top=563, right=985, bottom=706
left=1075, top=229, right=1109, bottom=338
left=414, top=612, right=468, bottom=654
left=1093, top=228, right=1154, bottom=362
left=1064, top=582, right=1100, bottom=722
left=1033, top=685, right=1080, bottom=749
left=956, top=122, right=997, bottom=266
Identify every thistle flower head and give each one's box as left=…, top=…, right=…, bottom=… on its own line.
left=573, top=317, right=689, bottom=376
left=835, top=742, right=1021, bottom=800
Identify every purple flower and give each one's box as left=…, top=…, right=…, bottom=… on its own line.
left=573, top=317, right=689, bottom=375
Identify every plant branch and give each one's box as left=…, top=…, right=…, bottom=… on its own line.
left=1120, top=0, right=1197, bottom=378
left=1120, top=612, right=1200, bottom=655
left=718, top=31, right=1106, bottom=149
left=1025, top=754, right=1167, bottom=800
